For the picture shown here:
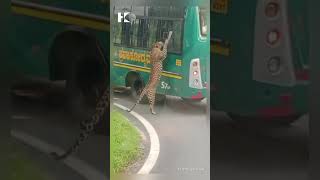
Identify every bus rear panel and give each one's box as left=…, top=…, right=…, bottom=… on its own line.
left=211, top=0, right=308, bottom=118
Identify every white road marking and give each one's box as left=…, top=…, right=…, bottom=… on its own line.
left=10, top=129, right=107, bottom=180
left=113, top=103, right=160, bottom=175
left=136, top=127, right=147, bottom=142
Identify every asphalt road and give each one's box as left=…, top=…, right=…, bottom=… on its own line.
left=7, top=80, right=307, bottom=180
left=114, top=92, right=307, bottom=180
left=113, top=92, right=210, bottom=179
left=9, top=81, right=108, bottom=180
left=0, top=80, right=87, bottom=180
left=212, top=111, right=308, bottom=180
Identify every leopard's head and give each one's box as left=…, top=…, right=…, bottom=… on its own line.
left=153, top=41, right=164, bottom=49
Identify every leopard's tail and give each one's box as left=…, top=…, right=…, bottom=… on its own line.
left=50, top=138, right=82, bottom=160
left=50, top=89, right=109, bottom=160
left=136, top=84, right=149, bottom=104
left=50, top=129, right=92, bottom=160
left=128, top=84, right=149, bottom=112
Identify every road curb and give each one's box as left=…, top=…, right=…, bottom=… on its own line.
left=114, top=103, right=160, bottom=175
left=10, top=129, right=107, bottom=180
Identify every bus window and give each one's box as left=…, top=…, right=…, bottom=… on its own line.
left=118, top=17, right=150, bottom=48
left=113, top=6, right=131, bottom=45
left=136, top=18, right=149, bottom=48
left=113, top=11, right=122, bottom=44
left=147, top=6, right=185, bottom=18
left=121, top=22, right=133, bottom=46
left=147, top=18, right=183, bottom=54
left=113, top=23, right=122, bottom=44
left=148, top=6, right=184, bottom=53
left=199, top=8, right=208, bottom=37
left=113, top=5, right=184, bottom=53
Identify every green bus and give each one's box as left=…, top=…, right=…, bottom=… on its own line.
left=10, top=0, right=110, bottom=131
left=110, top=0, right=210, bottom=102
left=211, top=0, right=308, bottom=124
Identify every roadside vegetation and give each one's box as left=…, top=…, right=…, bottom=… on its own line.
left=3, top=140, right=48, bottom=180
left=110, top=110, right=141, bottom=174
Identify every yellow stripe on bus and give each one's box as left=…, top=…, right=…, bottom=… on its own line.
left=11, top=6, right=110, bottom=31
left=113, top=63, right=183, bottom=80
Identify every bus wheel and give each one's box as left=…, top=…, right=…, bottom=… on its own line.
left=129, top=77, right=151, bottom=104
left=155, top=94, right=166, bottom=104
left=227, top=113, right=300, bottom=127
left=129, top=77, right=166, bottom=104
left=66, top=58, right=108, bottom=136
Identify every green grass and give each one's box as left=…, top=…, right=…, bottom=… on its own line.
left=2, top=140, right=50, bottom=180
left=110, top=110, right=141, bottom=175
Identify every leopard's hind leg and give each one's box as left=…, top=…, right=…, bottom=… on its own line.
left=147, top=88, right=156, bottom=115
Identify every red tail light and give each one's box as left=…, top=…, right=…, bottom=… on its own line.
left=295, top=69, right=309, bottom=81
left=193, top=61, right=198, bottom=67
left=266, top=30, right=280, bottom=46
left=265, top=2, right=280, bottom=18
left=279, top=94, right=293, bottom=104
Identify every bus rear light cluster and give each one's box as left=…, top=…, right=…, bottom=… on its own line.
left=265, top=1, right=280, bottom=18
left=264, top=1, right=283, bottom=76
left=265, top=1, right=281, bottom=47
left=189, top=58, right=203, bottom=89
left=266, top=30, right=280, bottom=46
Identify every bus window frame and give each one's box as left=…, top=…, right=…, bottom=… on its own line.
left=112, top=6, right=185, bottom=55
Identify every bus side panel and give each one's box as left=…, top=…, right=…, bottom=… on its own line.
left=211, top=0, right=308, bottom=116
left=11, top=0, right=109, bottom=79
left=211, top=0, right=258, bottom=113
left=16, top=0, right=107, bottom=17
left=10, top=15, right=55, bottom=78
left=181, top=6, right=209, bottom=99
left=158, top=53, right=184, bottom=97
left=289, top=1, right=309, bottom=70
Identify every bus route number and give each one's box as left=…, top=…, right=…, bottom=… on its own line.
left=161, top=81, right=171, bottom=90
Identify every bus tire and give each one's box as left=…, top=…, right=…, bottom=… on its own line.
left=155, top=94, right=166, bottom=104
left=66, top=58, right=108, bottom=136
left=49, top=31, right=108, bottom=135
left=227, top=113, right=300, bottom=127
left=129, top=77, right=148, bottom=104
left=128, top=75, right=166, bottom=104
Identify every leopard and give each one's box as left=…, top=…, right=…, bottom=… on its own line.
left=128, top=31, right=173, bottom=115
